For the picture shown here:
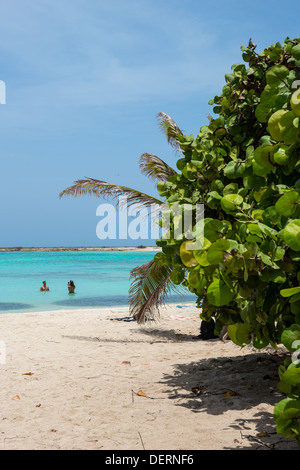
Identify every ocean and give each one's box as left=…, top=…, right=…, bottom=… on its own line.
left=0, top=250, right=194, bottom=314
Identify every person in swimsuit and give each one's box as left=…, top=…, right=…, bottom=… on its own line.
left=40, top=280, right=49, bottom=292
left=68, top=280, right=75, bottom=294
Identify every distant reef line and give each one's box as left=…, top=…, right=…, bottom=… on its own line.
left=0, top=246, right=161, bottom=253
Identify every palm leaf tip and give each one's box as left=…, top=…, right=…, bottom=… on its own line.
left=129, top=259, right=184, bottom=324
left=156, top=112, right=183, bottom=148
left=139, top=153, right=177, bottom=183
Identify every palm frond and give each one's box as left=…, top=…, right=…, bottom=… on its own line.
left=156, top=112, right=183, bottom=149
left=139, top=153, right=177, bottom=183
left=59, top=177, right=165, bottom=210
left=129, top=259, right=183, bottom=324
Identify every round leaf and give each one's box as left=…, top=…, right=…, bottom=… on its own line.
left=243, top=176, right=265, bottom=191
left=275, top=191, right=300, bottom=216
left=283, top=220, right=300, bottom=251
left=224, top=160, right=246, bottom=179
left=255, top=103, right=271, bottom=123
left=290, top=89, right=300, bottom=117
left=194, top=250, right=209, bottom=266
left=207, top=279, right=234, bottom=306
left=291, top=44, right=300, bottom=61
left=187, top=270, right=207, bottom=292
left=221, top=194, right=243, bottom=213
left=278, top=111, right=300, bottom=144
left=227, top=323, right=252, bottom=347
left=204, top=219, right=225, bottom=242
left=281, top=324, right=300, bottom=351
left=180, top=241, right=198, bottom=267
left=207, top=239, right=230, bottom=264
left=282, top=368, right=300, bottom=386
left=266, top=65, right=289, bottom=85
left=193, top=237, right=211, bottom=266
left=273, top=146, right=290, bottom=165
left=268, top=109, right=288, bottom=142
left=253, top=329, right=269, bottom=349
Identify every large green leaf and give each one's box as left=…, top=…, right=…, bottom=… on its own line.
left=291, top=89, right=300, bottom=117
left=203, top=219, right=230, bottom=242
left=187, top=270, right=207, bottom=292
left=207, top=239, right=230, bottom=264
left=224, top=160, right=246, bottom=179
left=268, top=109, right=288, bottom=142
left=255, top=103, right=272, bottom=123
left=253, top=328, right=270, bottom=349
left=207, top=279, right=234, bottom=306
left=193, top=237, right=211, bottom=266
left=283, top=220, right=300, bottom=251
left=278, top=111, right=300, bottom=144
left=273, top=146, right=290, bottom=165
left=194, top=248, right=210, bottom=267
left=275, top=191, right=300, bottom=216
left=254, top=145, right=274, bottom=168
left=243, top=176, right=265, bottom=191
left=220, top=194, right=243, bottom=213
left=268, top=110, right=299, bottom=144
left=180, top=241, right=198, bottom=267
left=291, top=44, right=300, bottom=60
left=274, top=397, right=300, bottom=429
left=227, top=323, right=252, bottom=346
left=280, top=287, right=300, bottom=298
left=252, top=159, right=271, bottom=177
left=247, top=223, right=263, bottom=238
left=274, top=396, right=300, bottom=437
left=266, top=65, right=289, bottom=85
left=281, top=324, right=300, bottom=352
left=282, top=368, right=300, bottom=386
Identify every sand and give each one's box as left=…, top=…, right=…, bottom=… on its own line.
left=0, top=303, right=299, bottom=451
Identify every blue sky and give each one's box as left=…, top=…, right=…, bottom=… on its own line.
left=0, top=0, right=299, bottom=247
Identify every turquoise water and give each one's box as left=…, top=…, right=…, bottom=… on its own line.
left=0, top=251, right=194, bottom=314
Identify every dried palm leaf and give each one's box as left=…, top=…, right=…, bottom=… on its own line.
left=129, top=259, right=184, bottom=323
left=156, top=112, right=183, bottom=149
left=139, top=153, right=177, bottom=183
left=207, top=113, right=213, bottom=124
left=59, top=177, right=164, bottom=211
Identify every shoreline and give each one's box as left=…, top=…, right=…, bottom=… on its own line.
left=0, top=246, right=160, bottom=253
left=0, top=300, right=196, bottom=317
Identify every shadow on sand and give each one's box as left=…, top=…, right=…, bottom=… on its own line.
left=158, top=349, right=299, bottom=450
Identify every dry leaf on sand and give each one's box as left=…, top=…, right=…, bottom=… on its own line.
left=223, top=391, right=238, bottom=397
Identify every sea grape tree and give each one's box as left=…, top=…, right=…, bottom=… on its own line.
left=154, top=37, right=300, bottom=445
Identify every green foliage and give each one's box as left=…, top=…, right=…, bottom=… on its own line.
left=155, top=37, right=300, bottom=446
left=274, top=324, right=300, bottom=445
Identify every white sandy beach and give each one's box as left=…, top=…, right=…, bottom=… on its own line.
left=0, top=303, right=299, bottom=451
